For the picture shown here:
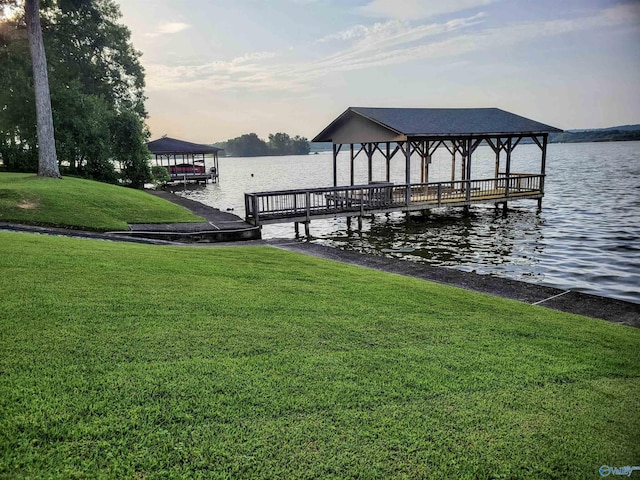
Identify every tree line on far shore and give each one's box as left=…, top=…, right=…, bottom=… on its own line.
left=549, top=128, right=640, bottom=143
left=217, top=132, right=310, bottom=157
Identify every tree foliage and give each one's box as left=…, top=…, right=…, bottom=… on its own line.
left=110, top=108, right=150, bottom=188
left=224, top=133, right=269, bottom=157
left=0, top=0, right=150, bottom=186
left=150, top=164, right=170, bottom=187
left=268, top=132, right=310, bottom=155
left=222, top=132, right=310, bottom=157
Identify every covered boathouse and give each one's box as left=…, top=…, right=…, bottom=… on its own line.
left=147, top=136, right=222, bottom=183
left=244, top=107, right=562, bottom=230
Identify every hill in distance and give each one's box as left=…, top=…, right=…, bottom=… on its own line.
left=566, top=124, right=640, bottom=133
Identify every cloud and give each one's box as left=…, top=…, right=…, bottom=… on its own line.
left=601, top=2, right=640, bottom=24
left=357, top=0, right=496, bottom=20
left=228, top=51, right=281, bottom=65
left=145, top=22, right=190, bottom=38
left=307, top=5, right=637, bottom=78
left=144, top=12, right=485, bottom=93
left=145, top=50, right=295, bottom=93
left=317, top=13, right=486, bottom=47
left=143, top=5, right=637, bottom=95
left=309, top=13, right=486, bottom=76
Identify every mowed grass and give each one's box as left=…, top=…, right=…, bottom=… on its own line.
left=0, top=231, right=639, bottom=479
left=0, top=173, right=202, bottom=230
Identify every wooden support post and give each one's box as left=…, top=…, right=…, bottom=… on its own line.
left=505, top=137, right=512, bottom=198
left=367, top=143, right=373, bottom=183
left=419, top=141, right=425, bottom=183
left=540, top=133, right=548, bottom=195
left=252, top=195, right=260, bottom=226
left=346, top=216, right=352, bottom=229
left=465, top=138, right=472, bottom=203
left=357, top=216, right=362, bottom=231
left=405, top=140, right=411, bottom=205
left=304, top=221, right=310, bottom=238
left=294, top=222, right=299, bottom=237
left=386, top=142, right=391, bottom=182
left=451, top=150, right=456, bottom=182
left=332, top=144, right=338, bottom=187
left=350, top=143, right=355, bottom=186
left=214, top=154, right=220, bottom=183
left=425, top=141, right=430, bottom=185
left=537, top=198, right=543, bottom=212
left=494, top=142, right=500, bottom=190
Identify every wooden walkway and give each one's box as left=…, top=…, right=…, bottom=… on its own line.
left=245, top=174, right=543, bottom=226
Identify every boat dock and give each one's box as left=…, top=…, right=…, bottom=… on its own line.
left=147, top=136, right=221, bottom=184
left=244, top=107, right=561, bottom=232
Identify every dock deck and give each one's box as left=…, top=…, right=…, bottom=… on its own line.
left=245, top=174, right=542, bottom=226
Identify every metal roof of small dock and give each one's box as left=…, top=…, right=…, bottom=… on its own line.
left=147, top=137, right=222, bottom=155
left=313, top=107, right=563, bottom=142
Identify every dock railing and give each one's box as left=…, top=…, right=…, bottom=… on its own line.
left=245, top=175, right=543, bottom=225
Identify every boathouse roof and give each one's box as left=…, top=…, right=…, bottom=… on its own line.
left=147, top=136, right=222, bottom=155
left=313, top=107, right=563, bottom=143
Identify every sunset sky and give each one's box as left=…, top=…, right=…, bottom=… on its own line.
left=117, top=0, right=640, bottom=144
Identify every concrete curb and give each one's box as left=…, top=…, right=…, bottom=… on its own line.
left=0, top=223, right=178, bottom=245
left=109, top=227, right=262, bottom=243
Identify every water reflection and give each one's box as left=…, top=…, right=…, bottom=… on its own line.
left=314, top=206, right=546, bottom=282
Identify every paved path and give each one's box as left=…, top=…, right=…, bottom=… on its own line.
left=117, top=190, right=261, bottom=242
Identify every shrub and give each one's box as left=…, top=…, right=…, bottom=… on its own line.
left=150, top=165, right=170, bottom=187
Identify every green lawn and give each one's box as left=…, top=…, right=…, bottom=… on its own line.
left=1, top=231, right=638, bottom=479
left=0, top=173, right=203, bottom=230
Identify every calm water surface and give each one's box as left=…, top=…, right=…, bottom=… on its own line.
left=171, top=141, right=640, bottom=304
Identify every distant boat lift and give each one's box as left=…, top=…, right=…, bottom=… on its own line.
left=147, top=136, right=222, bottom=184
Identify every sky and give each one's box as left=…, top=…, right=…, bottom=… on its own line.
left=116, top=0, right=640, bottom=144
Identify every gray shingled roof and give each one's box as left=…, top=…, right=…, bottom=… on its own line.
left=147, top=137, right=222, bottom=155
left=313, top=107, right=562, bottom=142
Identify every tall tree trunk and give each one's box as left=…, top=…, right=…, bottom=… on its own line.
left=25, top=0, right=60, bottom=178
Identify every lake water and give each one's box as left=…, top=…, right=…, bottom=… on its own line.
left=169, top=141, right=640, bottom=304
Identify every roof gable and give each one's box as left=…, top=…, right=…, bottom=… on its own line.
left=313, top=108, right=404, bottom=144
